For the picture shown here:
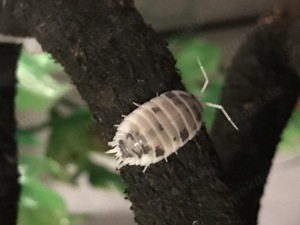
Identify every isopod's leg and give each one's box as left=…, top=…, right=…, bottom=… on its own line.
left=106, top=148, right=117, bottom=154
left=117, top=161, right=123, bottom=170
left=164, top=157, right=168, bottom=162
left=133, top=102, right=140, bottom=107
left=196, top=57, right=209, bottom=97
left=142, top=166, right=148, bottom=173
left=108, top=140, right=117, bottom=147
left=204, top=102, right=239, bottom=130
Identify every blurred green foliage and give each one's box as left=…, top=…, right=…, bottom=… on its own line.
left=19, top=179, right=69, bottom=225
left=16, top=51, right=123, bottom=225
left=17, top=130, right=43, bottom=147
left=170, top=38, right=220, bottom=95
left=16, top=51, right=70, bottom=111
left=278, top=111, right=300, bottom=152
left=47, top=107, right=125, bottom=189
left=18, top=155, right=69, bottom=225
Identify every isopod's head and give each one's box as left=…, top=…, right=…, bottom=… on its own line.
left=108, top=122, right=155, bottom=166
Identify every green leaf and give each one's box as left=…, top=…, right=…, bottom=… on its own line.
left=47, top=107, right=123, bottom=189
left=19, top=155, right=66, bottom=179
left=16, top=50, right=70, bottom=111
left=278, top=111, right=300, bottom=152
left=16, top=69, right=70, bottom=111
left=171, top=38, right=221, bottom=95
left=17, top=130, right=43, bottom=147
left=47, top=107, right=93, bottom=166
left=84, top=160, right=125, bottom=191
left=19, top=178, right=69, bottom=225
left=69, top=214, right=88, bottom=225
left=19, top=50, right=63, bottom=75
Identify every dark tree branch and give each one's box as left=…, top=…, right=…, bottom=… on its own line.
left=211, top=13, right=300, bottom=224
left=0, top=44, right=21, bottom=225
left=0, top=2, right=30, bottom=36
left=160, top=15, right=259, bottom=38
left=121, top=127, right=243, bottom=225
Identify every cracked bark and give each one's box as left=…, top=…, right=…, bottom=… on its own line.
left=0, top=1, right=299, bottom=225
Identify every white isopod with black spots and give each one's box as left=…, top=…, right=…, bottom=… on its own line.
left=107, top=90, right=204, bottom=168
left=107, top=58, right=238, bottom=171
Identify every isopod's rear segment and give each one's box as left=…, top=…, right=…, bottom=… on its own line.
left=107, top=90, right=203, bottom=168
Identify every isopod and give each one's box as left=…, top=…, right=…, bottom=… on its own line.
left=107, top=58, right=238, bottom=171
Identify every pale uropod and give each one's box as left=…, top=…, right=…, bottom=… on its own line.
left=107, top=58, right=238, bottom=171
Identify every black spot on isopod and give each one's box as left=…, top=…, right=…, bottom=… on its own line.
left=135, top=131, right=140, bottom=136
left=179, top=93, right=193, bottom=102
left=180, top=128, right=189, bottom=142
left=119, top=140, right=132, bottom=157
left=141, top=145, right=151, bottom=154
left=174, top=99, right=184, bottom=106
left=157, top=123, right=164, bottom=131
left=155, top=146, right=165, bottom=157
left=178, top=93, right=202, bottom=123
left=131, top=148, right=142, bottom=158
left=147, top=128, right=156, bottom=137
left=152, top=107, right=161, bottom=113
left=165, top=92, right=176, bottom=98
left=187, top=100, right=202, bottom=122
left=173, top=136, right=177, bottom=141
left=126, top=133, right=134, bottom=140
left=167, top=94, right=185, bottom=106
left=179, top=93, right=188, bottom=98
left=195, top=111, right=202, bottom=122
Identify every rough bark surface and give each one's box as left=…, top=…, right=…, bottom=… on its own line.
left=0, top=44, right=21, bottom=225
left=0, top=1, right=299, bottom=225
left=211, top=16, right=300, bottom=224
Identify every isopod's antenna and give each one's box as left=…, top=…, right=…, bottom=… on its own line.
left=196, top=57, right=239, bottom=131
left=205, top=102, right=239, bottom=130
left=197, top=57, right=209, bottom=97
